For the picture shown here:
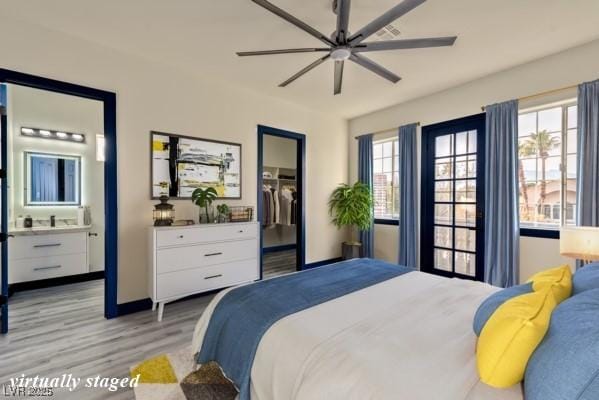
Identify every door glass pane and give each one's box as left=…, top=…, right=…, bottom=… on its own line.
left=455, top=155, right=476, bottom=179
left=455, top=179, right=476, bottom=202
left=435, top=249, right=452, bottom=271
left=436, top=135, right=453, bottom=158
left=374, top=158, right=382, bottom=173
left=456, top=131, right=468, bottom=155
left=468, top=130, right=477, bottom=153
left=455, top=204, right=476, bottom=226
left=455, top=252, right=475, bottom=276
left=435, top=181, right=453, bottom=202
left=435, top=204, right=453, bottom=225
left=435, top=226, right=452, bottom=248
left=455, top=228, right=475, bottom=252
left=435, top=158, right=453, bottom=179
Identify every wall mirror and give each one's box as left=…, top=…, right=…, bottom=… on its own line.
left=25, top=152, right=81, bottom=206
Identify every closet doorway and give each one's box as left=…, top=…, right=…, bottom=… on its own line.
left=257, top=125, right=305, bottom=279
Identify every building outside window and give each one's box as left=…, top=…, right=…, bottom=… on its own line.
left=373, top=138, right=399, bottom=221
left=518, top=102, right=577, bottom=230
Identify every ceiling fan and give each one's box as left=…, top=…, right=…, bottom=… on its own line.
left=237, top=0, right=457, bottom=95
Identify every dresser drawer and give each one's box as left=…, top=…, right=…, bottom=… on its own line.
left=156, top=223, right=257, bottom=248
left=156, top=239, right=257, bottom=274
left=156, top=259, right=258, bottom=300
left=9, top=253, right=87, bottom=284
left=9, top=232, right=87, bottom=261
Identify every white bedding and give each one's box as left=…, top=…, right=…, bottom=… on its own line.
left=192, top=270, right=524, bottom=400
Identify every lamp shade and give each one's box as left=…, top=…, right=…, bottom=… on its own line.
left=560, top=226, right=599, bottom=261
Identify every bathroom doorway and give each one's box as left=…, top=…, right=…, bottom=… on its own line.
left=0, top=69, right=117, bottom=334
left=257, top=125, right=305, bottom=278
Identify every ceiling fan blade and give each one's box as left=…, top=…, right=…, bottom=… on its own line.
left=349, top=54, right=401, bottom=83
left=334, top=61, right=344, bottom=95
left=251, top=0, right=335, bottom=47
left=279, top=54, right=331, bottom=87
left=348, top=0, right=426, bottom=45
left=353, top=36, right=457, bottom=52
left=237, top=48, right=330, bottom=56
left=335, top=0, right=351, bottom=43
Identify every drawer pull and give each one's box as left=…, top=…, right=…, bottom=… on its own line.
left=178, top=235, right=184, bottom=239
left=33, top=243, right=62, bottom=248
left=34, top=265, right=62, bottom=271
left=238, top=230, right=244, bottom=233
left=204, top=274, right=223, bottom=280
left=204, top=252, right=223, bottom=257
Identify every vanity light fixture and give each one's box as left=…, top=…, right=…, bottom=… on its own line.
left=20, top=127, right=86, bottom=144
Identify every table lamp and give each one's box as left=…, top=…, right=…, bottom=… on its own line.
left=560, top=226, right=599, bottom=265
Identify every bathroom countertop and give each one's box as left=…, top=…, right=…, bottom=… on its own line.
left=9, top=225, right=93, bottom=236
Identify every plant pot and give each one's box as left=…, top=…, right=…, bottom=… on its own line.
left=199, top=208, right=214, bottom=224
left=342, top=241, right=362, bottom=260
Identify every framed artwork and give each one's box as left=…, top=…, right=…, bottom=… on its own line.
left=151, top=131, right=241, bottom=199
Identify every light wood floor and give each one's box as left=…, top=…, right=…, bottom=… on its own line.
left=0, top=251, right=295, bottom=399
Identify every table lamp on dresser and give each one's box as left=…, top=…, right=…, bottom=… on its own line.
left=560, top=226, right=599, bottom=265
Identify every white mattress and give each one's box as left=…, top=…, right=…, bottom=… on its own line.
left=192, top=270, right=524, bottom=400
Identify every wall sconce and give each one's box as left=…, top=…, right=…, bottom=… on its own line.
left=21, top=127, right=86, bottom=143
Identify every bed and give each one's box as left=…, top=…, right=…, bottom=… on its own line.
left=191, top=258, right=523, bottom=400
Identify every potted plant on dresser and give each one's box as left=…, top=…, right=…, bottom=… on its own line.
left=328, top=182, right=373, bottom=260
left=192, top=187, right=218, bottom=223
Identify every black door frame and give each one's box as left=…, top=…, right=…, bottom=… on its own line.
left=257, top=125, right=306, bottom=278
left=420, top=113, right=486, bottom=281
left=0, top=69, right=118, bottom=334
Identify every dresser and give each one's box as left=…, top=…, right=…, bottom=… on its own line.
left=8, top=231, right=89, bottom=284
left=148, top=222, right=260, bottom=321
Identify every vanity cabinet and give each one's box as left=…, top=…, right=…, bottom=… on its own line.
left=8, top=232, right=89, bottom=284
left=149, top=222, right=260, bottom=321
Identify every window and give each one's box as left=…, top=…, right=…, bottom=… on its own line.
left=373, top=138, right=399, bottom=220
left=518, top=102, right=577, bottom=231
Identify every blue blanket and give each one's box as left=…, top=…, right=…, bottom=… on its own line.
left=196, top=258, right=413, bottom=400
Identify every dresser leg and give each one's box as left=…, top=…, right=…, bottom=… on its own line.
left=152, top=302, right=157, bottom=312
left=157, top=302, right=165, bottom=322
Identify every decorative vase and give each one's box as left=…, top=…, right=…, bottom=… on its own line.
left=199, top=206, right=214, bottom=224
left=341, top=241, right=362, bottom=260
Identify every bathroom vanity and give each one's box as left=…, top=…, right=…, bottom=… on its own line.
left=8, top=226, right=93, bottom=284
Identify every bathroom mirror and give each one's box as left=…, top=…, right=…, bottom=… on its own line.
left=25, top=152, right=81, bottom=206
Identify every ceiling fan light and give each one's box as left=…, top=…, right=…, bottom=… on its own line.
left=331, top=48, right=351, bottom=61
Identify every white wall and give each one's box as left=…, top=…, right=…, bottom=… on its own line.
left=7, top=84, right=105, bottom=271
left=0, top=19, right=348, bottom=303
left=349, top=39, right=599, bottom=282
left=263, top=135, right=296, bottom=170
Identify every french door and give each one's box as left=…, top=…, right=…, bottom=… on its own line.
left=0, top=83, right=8, bottom=333
left=421, top=114, right=485, bottom=281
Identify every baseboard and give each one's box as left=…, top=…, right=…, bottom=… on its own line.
left=263, top=244, right=297, bottom=254
left=9, top=271, right=105, bottom=295
left=303, top=257, right=343, bottom=270
left=116, top=298, right=153, bottom=316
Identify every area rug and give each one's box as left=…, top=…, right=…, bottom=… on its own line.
left=131, top=347, right=238, bottom=400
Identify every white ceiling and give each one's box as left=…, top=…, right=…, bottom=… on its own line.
left=3, top=0, right=599, bottom=118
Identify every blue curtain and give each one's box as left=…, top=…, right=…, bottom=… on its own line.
left=398, top=123, right=418, bottom=268
left=358, top=134, right=374, bottom=258
left=577, top=80, right=599, bottom=229
left=484, top=100, right=520, bottom=287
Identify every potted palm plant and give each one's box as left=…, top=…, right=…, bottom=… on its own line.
left=328, top=182, right=373, bottom=260
left=191, top=187, right=218, bottom=223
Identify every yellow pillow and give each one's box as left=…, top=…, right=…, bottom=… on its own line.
left=527, top=265, right=572, bottom=303
left=476, top=288, right=556, bottom=388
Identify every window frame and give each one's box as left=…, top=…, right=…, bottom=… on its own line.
left=518, top=100, right=577, bottom=239
left=372, top=137, right=400, bottom=225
